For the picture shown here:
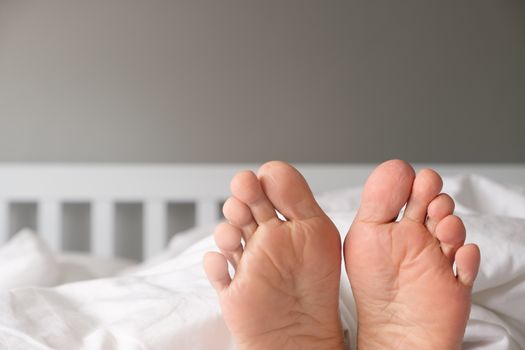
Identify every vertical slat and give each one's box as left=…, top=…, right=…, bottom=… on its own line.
left=91, top=200, right=114, bottom=257
left=144, top=199, right=166, bottom=259
left=0, top=199, right=8, bottom=243
left=196, top=199, right=218, bottom=226
left=38, top=199, right=61, bottom=251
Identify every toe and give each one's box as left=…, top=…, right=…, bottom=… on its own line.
left=257, top=161, right=325, bottom=220
left=230, top=170, right=278, bottom=224
left=435, top=215, right=466, bottom=262
left=426, top=193, right=455, bottom=234
left=356, top=159, right=415, bottom=224
left=403, top=168, right=443, bottom=223
left=455, top=244, right=481, bottom=288
left=223, top=197, right=257, bottom=240
left=203, top=251, right=231, bottom=293
left=214, top=222, right=244, bottom=268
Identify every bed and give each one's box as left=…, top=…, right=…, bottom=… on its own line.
left=0, top=163, right=524, bottom=350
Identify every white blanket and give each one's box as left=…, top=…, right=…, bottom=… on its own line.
left=0, top=175, right=523, bottom=349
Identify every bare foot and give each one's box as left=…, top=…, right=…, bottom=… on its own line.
left=203, top=161, right=344, bottom=350
left=345, top=160, right=481, bottom=350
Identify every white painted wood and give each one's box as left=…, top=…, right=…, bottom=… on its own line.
left=38, top=199, right=61, bottom=251
left=0, top=163, right=523, bottom=258
left=0, top=200, right=8, bottom=243
left=0, top=164, right=523, bottom=201
left=144, top=200, right=167, bottom=259
left=91, top=200, right=115, bottom=257
left=196, top=199, right=218, bottom=226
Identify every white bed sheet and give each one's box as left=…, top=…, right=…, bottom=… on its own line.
left=0, top=174, right=523, bottom=349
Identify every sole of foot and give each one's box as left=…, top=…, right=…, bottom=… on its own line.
left=204, top=161, right=345, bottom=350
left=345, top=160, right=480, bottom=350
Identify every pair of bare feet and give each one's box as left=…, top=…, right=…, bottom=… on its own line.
left=203, top=160, right=481, bottom=350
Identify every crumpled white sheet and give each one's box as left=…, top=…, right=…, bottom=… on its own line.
left=0, top=229, right=135, bottom=289
left=0, top=174, right=523, bottom=350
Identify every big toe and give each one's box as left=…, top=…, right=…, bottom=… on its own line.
left=257, top=161, right=324, bottom=220
left=356, top=159, right=416, bottom=224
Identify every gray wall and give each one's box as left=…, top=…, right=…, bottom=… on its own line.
left=0, top=0, right=524, bottom=163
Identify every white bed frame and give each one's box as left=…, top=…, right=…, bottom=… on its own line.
left=1, top=163, right=524, bottom=260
